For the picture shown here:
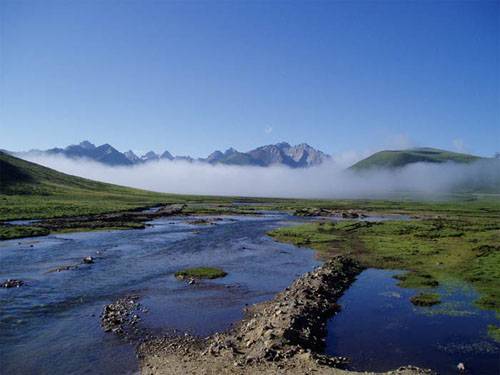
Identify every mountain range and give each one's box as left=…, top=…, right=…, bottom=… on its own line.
left=9, top=142, right=495, bottom=171
left=15, top=141, right=331, bottom=168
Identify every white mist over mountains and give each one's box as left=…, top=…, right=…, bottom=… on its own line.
left=21, top=154, right=500, bottom=199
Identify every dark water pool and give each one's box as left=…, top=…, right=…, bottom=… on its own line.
left=0, top=214, right=320, bottom=374
left=326, top=269, right=500, bottom=374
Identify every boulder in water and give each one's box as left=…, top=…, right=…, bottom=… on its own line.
left=1, top=279, right=24, bottom=288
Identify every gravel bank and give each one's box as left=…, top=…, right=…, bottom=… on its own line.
left=138, top=256, right=434, bottom=374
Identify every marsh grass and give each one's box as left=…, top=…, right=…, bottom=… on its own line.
left=269, top=215, right=500, bottom=316
left=175, top=267, right=227, bottom=280
left=487, top=325, right=500, bottom=342
left=0, top=226, right=50, bottom=240
left=410, top=292, right=441, bottom=306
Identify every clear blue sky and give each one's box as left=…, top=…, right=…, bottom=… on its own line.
left=1, top=0, right=499, bottom=157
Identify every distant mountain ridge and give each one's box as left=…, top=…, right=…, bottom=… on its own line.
left=350, top=147, right=483, bottom=170
left=205, top=142, right=330, bottom=167
left=15, top=141, right=331, bottom=168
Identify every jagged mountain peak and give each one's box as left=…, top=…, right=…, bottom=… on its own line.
left=141, top=151, right=159, bottom=161
left=78, top=140, right=96, bottom=150
left=275, top=141, right=291, bottom=149
left=160, top=150, right=174, bottom=160
left=124, top=150, right=140, bottom=163
left=96, top=143, right=117, bottom=153
left=206, top=150, right=224, bottom=163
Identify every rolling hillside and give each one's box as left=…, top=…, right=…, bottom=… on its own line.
left=0, top=151, right=187, bottom=220
left=350, top=147, right=482, bottom=170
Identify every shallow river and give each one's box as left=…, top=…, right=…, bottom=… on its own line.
left=0, top=213, right=498, bottom=374
left=0, top=214, right=321, bottom=374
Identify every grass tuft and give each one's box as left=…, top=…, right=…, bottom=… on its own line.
left=175, top=267, right=227, bottom=280
left=410, top=293, right=441, bottom=306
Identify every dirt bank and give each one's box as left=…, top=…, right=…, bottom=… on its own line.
left=137, top=256, right=433, bottom=374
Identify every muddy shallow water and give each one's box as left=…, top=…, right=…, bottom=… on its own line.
left=326, top=269, right=500, bottom=374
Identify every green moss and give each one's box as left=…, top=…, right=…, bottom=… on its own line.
left=487, top=325, right=500, bottom=342
left=393, top=272, right=439, bottom=288
left=0, top=226, right=50, bottom=240
left=268, top=222, right=342, bottom=253
left=410, top=293, right=441, bottom=306
left=0, top=221, right=148, bottom=240
left=175, top=267, right=227, bottom=280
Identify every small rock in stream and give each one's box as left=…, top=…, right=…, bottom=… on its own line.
left=1, top=279, right=24, bottom=288
left=101, top=295, right=143, bottom=341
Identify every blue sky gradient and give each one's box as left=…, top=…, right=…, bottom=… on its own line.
left=1, top=1, right=499, bottom=157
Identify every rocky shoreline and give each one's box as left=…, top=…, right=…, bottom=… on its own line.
left=135, top=256, right=434, bottom=374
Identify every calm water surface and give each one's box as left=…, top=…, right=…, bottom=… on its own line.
left=326, top=269, right=500, bottom=374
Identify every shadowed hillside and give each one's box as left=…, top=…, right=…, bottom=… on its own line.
left=1, top=151, right=155, bottom=195
left=0, top=151, right=188, bottom=220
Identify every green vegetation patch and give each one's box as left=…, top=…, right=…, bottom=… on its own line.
left=487, top=325, right=500, bottom=342
left=0, top=225, right=50, bottom=240
left=175, top=267, right=227, bottom=280
left=268, top=221, right=341, bottom=251
left=268, top=213, right=500, bottom=314
left=410, top=292, right=441, bottom=306
left=393, top=271, right=439, bottom=288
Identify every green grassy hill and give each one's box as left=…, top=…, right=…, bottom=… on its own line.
left=0, top=151, right=197, bottom=220
left=350, top=147, right=482, bottom=170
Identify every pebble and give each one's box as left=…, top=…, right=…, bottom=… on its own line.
left=1, top=279, right=24, bottom=288
left=82, top=256, right=94, bottom=264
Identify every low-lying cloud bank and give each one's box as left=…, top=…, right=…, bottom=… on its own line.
left=22, top=154, right=500, bottom=199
